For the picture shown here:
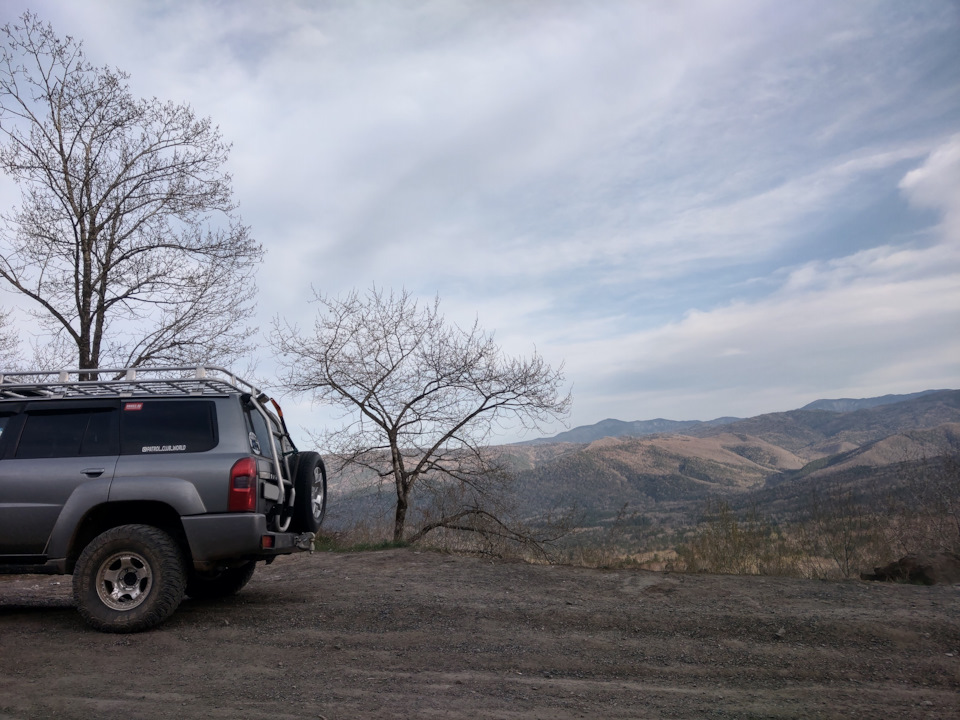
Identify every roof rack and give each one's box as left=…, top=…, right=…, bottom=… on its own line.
left=0, top=365, right=264, bottom=401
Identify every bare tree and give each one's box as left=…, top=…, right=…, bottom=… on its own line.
left=675, top=500, right=801, bottom=576
left=800, top=480, right=884, bottom=578
left=0, top=13, right=262, bottom=373
left=0, top=306, right=19, bottom=368
left=273, top=287, right=571, bottom=544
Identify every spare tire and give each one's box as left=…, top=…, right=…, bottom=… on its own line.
left=290, top=451, right=326, bottom=533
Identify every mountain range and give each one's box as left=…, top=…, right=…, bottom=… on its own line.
left=529, top=389, right=950, bottom=445
left=502, top=388, right=960, bottom=522
left=325, top=388, right=960, bottom=534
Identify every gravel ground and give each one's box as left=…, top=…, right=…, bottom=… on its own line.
left=1, top=548, right=959, bottom=719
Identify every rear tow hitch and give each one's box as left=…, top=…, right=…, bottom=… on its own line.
left=295, top=532, right=316, bottom=552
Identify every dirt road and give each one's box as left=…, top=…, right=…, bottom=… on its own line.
left=1, top=548, right=958, bottom=719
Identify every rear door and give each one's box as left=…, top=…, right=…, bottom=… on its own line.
left=244, top=404, right=291, bottom=511
left=0, top=401, right=119, bottom=556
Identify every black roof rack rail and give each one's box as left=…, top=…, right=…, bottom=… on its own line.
left=0, top=365, right=263, bottom=401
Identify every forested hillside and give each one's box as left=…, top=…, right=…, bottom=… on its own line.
left=501, top=390, right=960, bottom=517
left=325, top=390, right=960, bottom=571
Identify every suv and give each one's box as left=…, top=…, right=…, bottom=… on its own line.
left=0, top=365, right=325, bottom=632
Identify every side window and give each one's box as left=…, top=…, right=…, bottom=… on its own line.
left=0, top=413, right=13, bottom=448
left=81, top=409, right=119, bottom=456
left=15, top=409, right=119, bottom=459
left=120, top=400, right=218, bottom=455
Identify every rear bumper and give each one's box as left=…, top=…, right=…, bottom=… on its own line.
left=182, top=513, right=312, bottom=570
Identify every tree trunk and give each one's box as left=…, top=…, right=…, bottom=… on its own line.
left=394, top=491, right=408, bottom=543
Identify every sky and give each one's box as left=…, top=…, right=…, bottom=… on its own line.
left=0, top=0, right=958, bottom=441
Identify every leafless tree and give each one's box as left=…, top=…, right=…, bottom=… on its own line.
left=676, top=500, right=801, bottom=576
left=800, top=480, right=884, bottom=578
left=273, top=287, right=571, bottom=544
left=0, top=306, right=19, bottom=368
left=0, top=13, right=262, bottom=374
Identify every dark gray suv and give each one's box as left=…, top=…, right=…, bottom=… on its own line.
left=0, top=366, right=325, bottom=632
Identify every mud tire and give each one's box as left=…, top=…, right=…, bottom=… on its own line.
left=73, top=524, right=186, bottom=633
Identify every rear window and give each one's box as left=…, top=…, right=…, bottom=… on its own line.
left=16, top=408, right=119, bottom=458
left=247, top=409, right=274, bottom=458
left=120, top=400, right=218, bottom=455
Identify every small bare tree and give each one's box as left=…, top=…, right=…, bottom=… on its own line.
left=0, top=13, right=262, bottom=373
left=273, top=287, right=571, bottom=545
left=800, top=480, right=885, bottom=578
left=676, top=500, right=801, bottom=576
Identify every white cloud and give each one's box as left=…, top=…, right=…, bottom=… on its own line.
left=551, top=137, right=960, bottom=425
left=899, top=134, right=960, bottom=241
left=562, top=263, right=960, bottom=422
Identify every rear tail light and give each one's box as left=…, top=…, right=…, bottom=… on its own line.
left=229, top=457, right=258, bottom=512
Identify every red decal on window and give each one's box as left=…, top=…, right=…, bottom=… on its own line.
left=124, top=402, right=144, bottom=411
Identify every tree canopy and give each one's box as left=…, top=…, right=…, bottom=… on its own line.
left=0, top=13, right=262, bottom=371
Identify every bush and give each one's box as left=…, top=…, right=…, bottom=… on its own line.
left=673, top=500, right=804, bottom=576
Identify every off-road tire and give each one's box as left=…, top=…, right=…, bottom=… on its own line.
left=290, top=451, right=327, bottom=533
left=73, top=524, right=187, bottom=633
left=186, top=561, right=257, bottom=600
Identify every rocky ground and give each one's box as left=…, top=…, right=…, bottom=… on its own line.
left=1, top=548, right=958, bottom=719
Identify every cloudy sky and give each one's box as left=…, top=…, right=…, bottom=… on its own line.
left=1, top=1, right=959, bottom=439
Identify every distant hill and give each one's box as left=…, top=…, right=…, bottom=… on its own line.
left=509, top=432, right=806, bottom=513
left=523, top=416, right=740, bottom=445
left=502, top=389, right=960, bottom=521
left=800, top=389, right=948, bottom=412
left=736, top=421, right=960, bottom=520
left=691, top=389, right=960, bottom=458
left=528, top=389, right=958, bottom=447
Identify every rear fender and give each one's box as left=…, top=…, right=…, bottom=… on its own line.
left=107, top=476, right=207, bottom=515
left=45, top=477, right=205, bottom=563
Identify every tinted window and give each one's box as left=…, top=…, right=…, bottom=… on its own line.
left=247, top=409, right=274, bottom=459
left=82, top=409, right=119, bottom=455
left=16, top=409, right=119, bottom=459
left=120, top=400, right=217, bottom=455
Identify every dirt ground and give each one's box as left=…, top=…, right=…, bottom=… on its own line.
left=1, top=548, right=958, bottom=720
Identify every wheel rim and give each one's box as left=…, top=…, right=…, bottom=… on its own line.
left=311, top=465, right=325, bottom=521
left=95, top=551, right=153, bottom=611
